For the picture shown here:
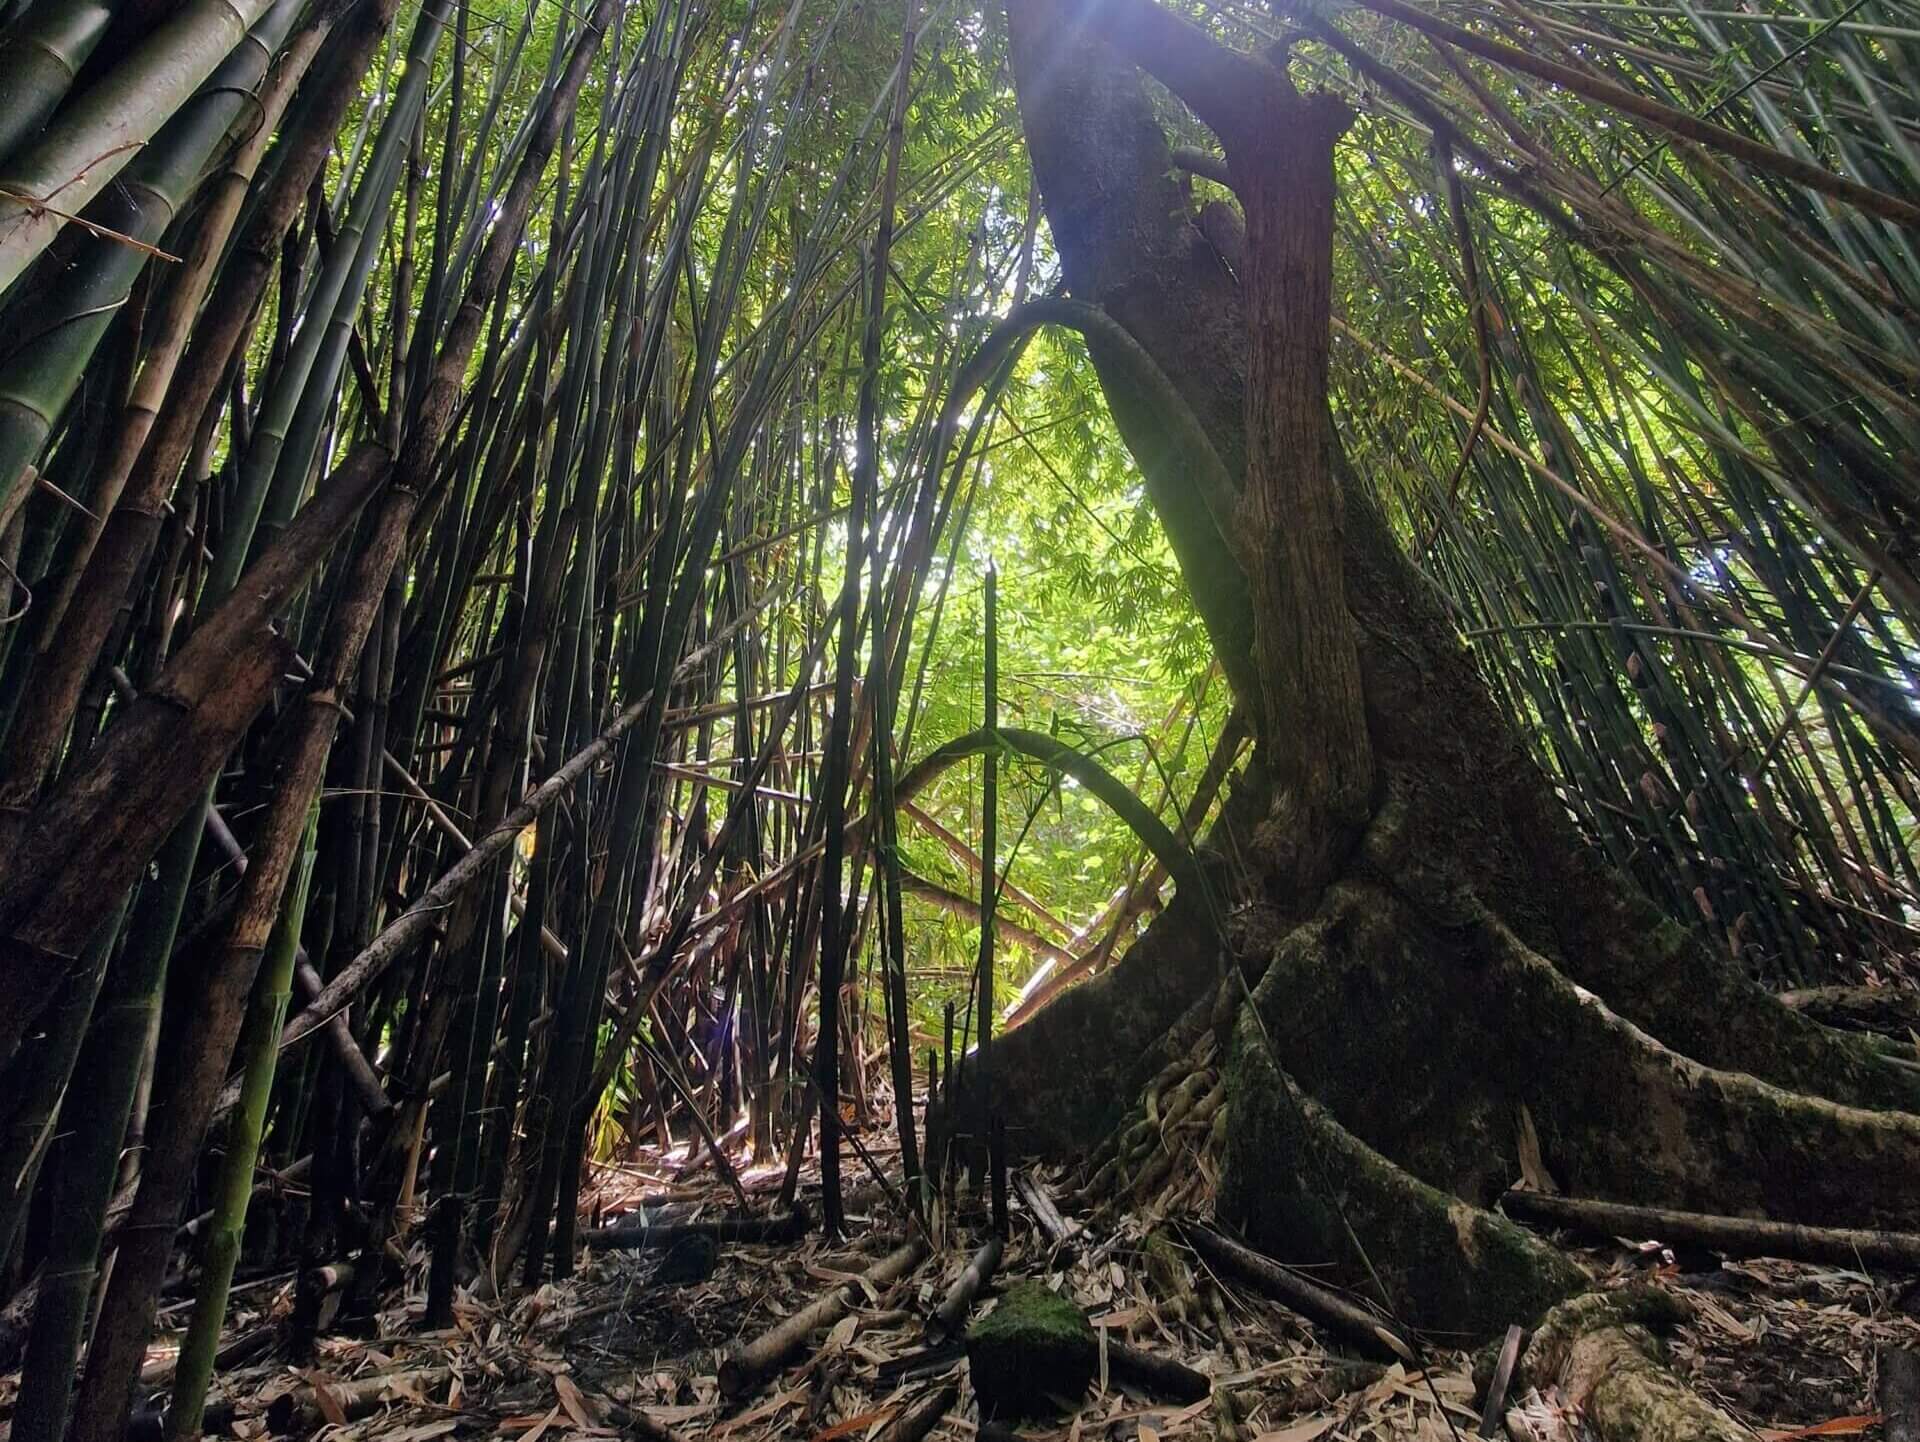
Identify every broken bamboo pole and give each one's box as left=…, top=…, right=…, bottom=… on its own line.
left=580, top=1208, right=810, bottom=1251
left=265, top=1368, right=441, bottom=1434
left=1178, top=1221, right=1407, bottom=1359
left=718, top=1236, right=927, bottom=1398
left=1499, top=1190, right=1920, bottom=1270
left=1105, top=1340, right=1211, bottom=1402
left=1013, top=1170, right=1079, bottom=1255
left=927, top=1234, right=1001, bottom=1336
left=875, top=1380, right=958, bottom=1442
left=600, top=1399, right=697, bottom=1442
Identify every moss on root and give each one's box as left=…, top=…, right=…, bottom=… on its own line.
left=1219, top=991, right=1584, bottom=1338
left=1519, top=1287, right=1748, bottom=1442
left=966, top=1281, right=1097, bottom=1418
left=1245, top=880, right=1920, bottom=1231
left=968, top=762, right=1920, bottom=1355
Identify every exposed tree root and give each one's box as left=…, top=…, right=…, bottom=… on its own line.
left=1251, top=875, right=1920, bottom=1232
left=1221, top=1006, right=1585, bottom=1336
left=1512, top=1287, right=1749, bottom=1442
left=968, top=795, right=1920, bottom=1356
left=1780, top=986, right=1920, bottom=1041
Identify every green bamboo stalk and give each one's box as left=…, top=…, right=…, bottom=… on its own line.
left=0, top=0, right=408, bottom=814
left=0, top=0, right=287, bottom=299
left=28, top=7, right=329, bottom=645
left=210, top=0, right=449, bottom=602
left=0, top=0, right=114, bottom=165
left=165, top=804, right=319, bottom=1442
left=61, top=15, right=626, bottom=1408
left=8, top=804, right=206, bottom=1442
left=972, top=560, right=998, bottom=1160
left=0, top=0, right=306, bottom=522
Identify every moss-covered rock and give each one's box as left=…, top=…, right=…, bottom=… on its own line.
left=965, top=1281, right=1097, bottom=1418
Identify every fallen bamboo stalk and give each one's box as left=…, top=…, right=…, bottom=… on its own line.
left=580, top=1208, right=810, bottom=1251
left=1178, top=1221, right=1407, bottom=1359
left=927, top=1234, right=1002, bottom=1336
left=900, top=869, right=1079, bottom=971
left=265, top=1367, right=441, bottom=1434
left=600, top=1398, right=698, bottom=1442
left=1106, top=1339, right=1211, bottom=1402
left=875, top=1379, right=959, bottom=1442
left=137, top=1323, right=276, bottom=1386
left=874, top=1341, right=965, bottom=1384
left=718, top=1236, right=928, bottom=1398
left=1014, top=1169, right=1079, bottom=1254
left=293, top=959, right=391, bottom=1118
left=1478, top=1325, right=1524, bottom=1437
left=1499, top=1190, right=1920, bottom=1270
left=1778, top=985, right=1920, bottom=1040
left=127, top=1399, right=233, bottom=1442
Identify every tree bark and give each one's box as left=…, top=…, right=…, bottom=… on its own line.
left=989, top=0, right=1920, bottom=1342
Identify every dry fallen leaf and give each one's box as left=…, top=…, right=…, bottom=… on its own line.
left=810, top=1407, right=889, bottom=1440
left=1253, top=1413, right=1336, bottom=1442
left=552, top=1373, right=600, bottom=1431
left=1760, top=1415, right=1882, bottom=1441
left=518, top=1403, right=562, bottom=1442
left=309, top=1377, right=347, bottom=1427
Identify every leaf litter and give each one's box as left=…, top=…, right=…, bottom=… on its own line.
left=5, top=1151, right=1916, bottom=1442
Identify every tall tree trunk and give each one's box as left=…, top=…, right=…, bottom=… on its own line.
left=981, top=0, right=1920, bottom=1338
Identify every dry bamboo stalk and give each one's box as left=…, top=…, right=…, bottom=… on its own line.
left=1179, top=1221, right=1408, bottom=1359
left=927, top=1234, right=1001, bottom=1336
left=718, top=1237, right=928, bottom=1397
left=1500, top=1190, right=1920, bottom=1269
left=874, top=1380, right=958, bottom=1442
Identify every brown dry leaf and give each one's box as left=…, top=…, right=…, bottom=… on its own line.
left=519, top=1404, right=563, bottom=1442
left=811, top=1407, right=890, bottom=1440
left=307, top=1375, right=348, bottom=1427
left=1692, top=1294, right=1758, bottom=1342
left=1511, top=1106, right=1557, bottom=1195
left=1760, top=1416, right=1882, bottom=1441
left=718, top=1384, right=802, bottom=1434
left=821, top=1315, right=860, bottom=1357
left=552, top=1373, right=601, bottom=1431
left=1252, top=1412, right=1336, bottom=1442
left=388, top=1420, right=463, bottom=1442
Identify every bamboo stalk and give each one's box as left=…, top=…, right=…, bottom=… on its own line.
left=1500, top=1190, right=1920, bottom=1269
left=166, top=805, right=319, bottom=1440
left=0, top=0, right=288, bottom=296
left=718, top=1236, right=928, bottom=1397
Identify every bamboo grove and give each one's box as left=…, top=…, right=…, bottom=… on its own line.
left=0, top=0, right=1913, bottom=1432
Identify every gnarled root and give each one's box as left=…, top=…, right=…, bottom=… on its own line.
left=1072, top=1023, right=1225, bottom=1219
left=1248, top=880, right=1920, bottom=1233
left=978, top=766, right=1920, bottom=1350
left=1512, top=1287, right=1747, bottom=1442
left=1779, top=986, right=1920, bottom=1042
left=1221, top=1006, right=1586, bottom=1336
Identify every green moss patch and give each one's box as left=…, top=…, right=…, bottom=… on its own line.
left=965, top=1280, right=1097, bottom=1418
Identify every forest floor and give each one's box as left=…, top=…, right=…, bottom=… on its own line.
left=10, top=1140, right=1919, bottom=1442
